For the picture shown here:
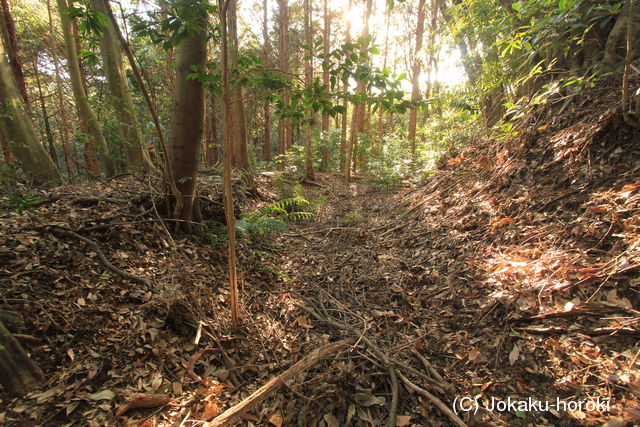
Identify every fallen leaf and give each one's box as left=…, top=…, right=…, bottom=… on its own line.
left=88, top=390, right=116, bottom=401
left=396, top=415, right=412, bottom=426
left=238, top=412, right=260, bottom=422
left=268, top=412, right=284, bottom=427
left=201, top=402, right=220, bottom=421
left=115, top=393, right=170, bottom=418
left=467, top=348, right=481, bottom=363
left=509, top=343, right=520, bottom=365
left=323, top=413, right=340, bottom=427
left=354, top=392, right=386, bottom=407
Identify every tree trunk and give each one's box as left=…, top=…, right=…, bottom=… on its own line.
left=319, top=0, right=330, bottom=171
left=93, top=0, right=153, bottom=172
left=203, top=95, right=219, bottom=167
left=168, top=2, right=207, bottom=232
left=33, top=57, right=58, bottom=166
left=228, top=0, right=251, bottom=173
left=0, top=37, right=61, bottom=185
left=345, top=0, right=372, bottom=180
left=0, top=127, right=11, bottom=163
left=340, top=0, right=352, bottom=174
left=57, top=0, right=114, bottom=176
left=0, top=320, right=43, bottom=395
left=605, top=0, right=640, bottom=66
left=408, top=0, right=426, bottom=163
left=0, top=0, right=29, bottom=111
left=46, top=0, right=75, bottom=178
left=262, top=0, right=272, bottom=163
left=303, top=0, right=315, bottom=180
left=340, top=81, right=348, bottom=172
left=375, top=10, right=391, bottom=158
left=219, top=0, right=241, bottom=326
left=159, top=0, right=176, bottom=94
left=277, top=0, right=290, bottom=171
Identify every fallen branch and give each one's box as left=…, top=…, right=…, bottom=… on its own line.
left=297, top=304, right=448, bottom=393
left=387, top=366, right=399, bottom=427
left=49, top=226, right=150, bottom=286
left=411, top=348, right=451, bottom=390
left=205, top=339, right=352, bottom=427
left=398, top=372, right=467, bottom=427
left=516, top=326, right=640, bottom=337
left=514, top=303, right=637, bottom=323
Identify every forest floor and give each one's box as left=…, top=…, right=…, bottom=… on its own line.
left=1, top=78, right=640, bottom=427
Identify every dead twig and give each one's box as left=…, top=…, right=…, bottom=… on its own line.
left=297, top=303, right=449, bottom=416
left=205, top=339, right=352, bottom=426
left=49, top=226, right=150, bottom=286
left=411, top=348, right=451, bottom=390
left=398, top=372, right=467, bottom=427
left=387, top=366, right=399, bottom=427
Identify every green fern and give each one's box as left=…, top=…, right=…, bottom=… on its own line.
left=206, top=195, right=314, bottom=248
left=235, top=217, right=288, bottom=237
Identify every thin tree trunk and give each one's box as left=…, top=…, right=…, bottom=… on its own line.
left=408, top=0, right=426, bottom=163
left=375, top=10, right=391, bottom=157
left=262, top=0, right=272, bottom=162
left=219, top=0, right=241, bottom=326
left=93, top=0, right=153, bottom=172
left=277, top=0, right=289, bottom=170
left=168, top=1, right=207, bottom=232
left=0, top=37, right=61, bottom=185
left=209, top=96, right=219, bottom=165
left=340, top=0, right=352, bottom=174
left=303, top=0, right=315, bottom=180
left=0, top=127, right=11, bottom=163
left=345, top=0, right=373, bottom=180
left=159, top=0, right=176, bottom=94
left=320, top=0, right=330, bottom=171
left=57, top=0, right=114, bottom=176
left=32, top=57, right=58, bottom=166
left=46, top=0, right=75, bottom=178
left=228, top=0, right=251, bottom=173
left=340, top=81, right=348, bottom=172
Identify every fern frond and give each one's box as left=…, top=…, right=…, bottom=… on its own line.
left=287, top=211, right=315, bottom=221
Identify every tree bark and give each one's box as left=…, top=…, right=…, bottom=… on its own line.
left=203, top=95, right=219, bottom=166
left=345, top=0, right=373, bottom=180
left=46, top=0, right=75, bottom=178
left=227, top=0, right=251, bottom=173
left=340, top=0, right=352, bottom=174
left=605, top=0, right=640, bottom=66
left=0, top=37, right=61, bottom=185
left=303, top=0, right=315, bottom=180
left=93, top=0, right=153, bottom=172
left=0, top=320, right=43, bottom=395
left=375, top=10, right=391, bottom=158
left=32, top=57, right=58, bottom=166
left=262, top=0, right=272, bottom=163
left=277, top=0, right=290, bottom=170
left=219, top=0, right=241, bottom=326
left=408, top=0, right=426, bottom=163
left=168, top=2, right=207, bottom=232
left=0, top=0, right=29, bottom=111
left=319, top=0, right=330, bottom=171
left=57, top=0, right=114, bottom=176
